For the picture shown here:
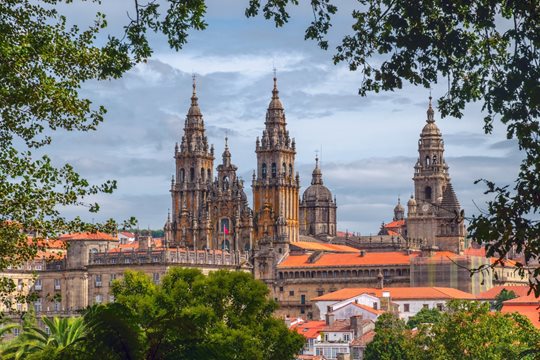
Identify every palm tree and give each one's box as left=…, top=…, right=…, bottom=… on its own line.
left=2, top=316, right=87, bottom=359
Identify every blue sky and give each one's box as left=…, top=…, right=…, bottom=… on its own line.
left=48, top=1, right=519, bottom=234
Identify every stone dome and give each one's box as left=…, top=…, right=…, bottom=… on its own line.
left=394, top=199, right=404, bottom=212
left=303, top=183, right=333, bottom=202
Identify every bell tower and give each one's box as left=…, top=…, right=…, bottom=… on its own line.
left=169, top=77, right=214, bottom=248
left=252, top=76, right=300, bottom=245
left=407, top=96, right=465, bottom=252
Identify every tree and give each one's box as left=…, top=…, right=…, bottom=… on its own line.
left=364, top=313, right=419, bottom=360
left=493, top=288, right=518, bottom=311
left=245, top=0, right=540, bottom=294
left=406, top=307, right=442, bottom=329
left=420, top=300, right=540, bottom=359
left=79, top=268, right=304, bottom=360
left=1, top=315, right=88, bottom=359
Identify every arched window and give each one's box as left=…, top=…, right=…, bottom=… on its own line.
left=262, top=163, right=267, bottom=179
left=433, top=155, right=437, bottom=164
left=200, top=167, right=205, bottom=181
left=425, top=155, right=431, bottom=166
left=282, top=162, right=286, bottom=175
left=289, top=164, right=293, bottom=176
left=271, top=163, right=277, bottom=178
left=179, top=168, right=185, bottom=182
left=425, top=186, right=432, bottom=200
left=223, top=176, right=229, bottom=190
left=207, top=169, right=211, bottom=181
left=190, top=167, right=195, bottom=181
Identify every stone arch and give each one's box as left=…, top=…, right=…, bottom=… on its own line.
left=425, top=186, right=432, bottom=201
left=271, top=163, right=277, bottom=178
left=179, top=168, right=185, bottom=182
left=262, top=163, right=267, bottom=179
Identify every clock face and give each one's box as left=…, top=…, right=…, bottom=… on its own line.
left=422, top=204, right=430, bottom=212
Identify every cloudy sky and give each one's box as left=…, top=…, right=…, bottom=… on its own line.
left=47, top=1, right=520, bottom=234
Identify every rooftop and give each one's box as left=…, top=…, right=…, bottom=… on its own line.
left=312, top=287, right=475, bottom=302
left=59, top=232, right=117, bottom=241
left=278, top=251, right=415, bottom=268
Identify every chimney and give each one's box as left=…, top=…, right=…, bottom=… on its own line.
left=325, top=312, right=335, bottom=326
left=360, top=250, right=366, bottom=257
left=350, top=315, right=363, bottom=337
left=138, top=235, right=151, bottom=252
left=284, top=316, right=291, bottom=328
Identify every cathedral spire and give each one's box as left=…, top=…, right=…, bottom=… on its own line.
left=427, top=95, right=435, bottom=123
left=311, top=156, right=323, bottom=185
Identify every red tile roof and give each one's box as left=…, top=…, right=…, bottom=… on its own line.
left=350, top=330, right=376, bottom=346
left=476, top=286, right=531, bottom=300
left=291, top=242, right=358, bottom=253
left=278, top=251, right=414, bottom=268
left=290, top=320, right=326, bottom=339
left=384, top=220, right=405, bottom=228
left=59, top=232, right=117, bottom=241
left=323, top=319, right=352, bottom=332
left=119, top=231, right=135, bottom=237
left=312, top=287, right=475, bottom=302
left=108, top=239, right=164, bottom=253
left=501, top=294, right=540, bottom=328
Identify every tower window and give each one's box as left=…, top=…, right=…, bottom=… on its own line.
left=200, top=167, right=205, bottom=181
left=271, top=163, right=277, bottom=178
left=282, top=162, right=286, bottom=175
left=289, top=164, right=293, bottom=176
left=190, top=167, right=194, bottom=181
left=179, top=169, right=185, bottom=182
left=262, top=163, right=267, bottom=179
left=433, top=155, right=437, bottom=164
left=425, top=186, right=432, bottom=201
left=425, top=155, right=431, bottom=166
left=207, top=169, right=211, bottom=181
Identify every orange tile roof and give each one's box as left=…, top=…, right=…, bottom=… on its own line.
left=463, top=247, right=487, bottom=257
left=501, top=295, right=540, bottom=328
left=476, top=286, right=531, bottom=300
left=278, top=251, right=414, bottom=268
left=384, top=220, right=405, bottom=228
left=119, top=231, right=136, bottom=237
left=387, top=230, right=399, bottom=236
left=35, top=250, right=65, bottom=260
left=291, top=241, right=358, bottom=253
left=59, top=232, right=117, bottom=241
left=290, top=320, right=326, bottom=339
left=323, top=319, right=352, bottom=332
left=312, top=287, right=475, bottom=302
left=351, top=303, right=384, bottom=315
left=350, top=330, right=376, bottom=346
left=107, top=239, right=164, bottom=253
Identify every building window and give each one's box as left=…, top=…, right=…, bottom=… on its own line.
left=301, top=295, right=306, bottom=304
left=17, top=279, right=23, bottom=291
left=54, top=279, right=61, bottom=291
left=35, top=264, right=42, bottom=271
left=271, top=163, right=277, bottom=178
left=373, top=302, right=378, bottom=310
left=425, top=186, right=432, bottom=201
left=34, top=299, right=42, bottom=313
left=45, top=326, right=50, bottom=335
left=317, top=289, right=324, bottom=297
left=153, top=273, right=160, bottom=284
left=437, top=303, right=444, bottom=311
left=289, top=290, right=294, bottom=296
left=404, top=304, right=410, bottom=312
left=34, top=279, right=42, bottom=291
left=95, top=274, right=102, bottom=287
left=111, top=258, right=117, bottom=264
left=279, top=287, right=284, bottom=292
left=124, top=258, right=131, bottom=264
left=262, top=163, right=267, bottom=179
left=423, top=304, right=429, bottom=309
left=344, top=334, right=350, bottom=341
left=13, top=328, right=20, bottom=337
left=110, top=274, right=117, bottom=286
left=95, top=295, right=103, bottom=304
left=54, top=301, right=61, bottom=312
left=300, top=307, right=305, bottom=314
left=109, top=295, right=115, bottom=303
left=16, top=303, right=22, bottom=311
left=190, top=167, right=195, bottom=181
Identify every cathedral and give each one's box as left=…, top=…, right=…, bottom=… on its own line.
left=164, top=76, right=466, bottom=255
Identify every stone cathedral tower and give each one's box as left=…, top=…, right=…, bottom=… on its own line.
left=407, top=97, right=466, bottom=253
left=252, top=76, right=300, bottom=245
left=169, top=78, right=215, bottom=248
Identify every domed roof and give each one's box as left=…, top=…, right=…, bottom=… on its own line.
left=421, top=96, right=441, bottom=136
left=302, top=156, right=334, bottom=203
left=186, top=78, right=203, bottom=119
left=394, top=198, right=404, bottom=212
left=268, top=77, right=284, bottom=110
left=407, top=195, right=416, bottom=206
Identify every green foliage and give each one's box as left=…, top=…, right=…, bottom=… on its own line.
left=1, top=315, right=88, bottom=359
left=365, top=313, right=418, bottom=360
left=406, top=307, right=442, bottom=329
left=246, top=0, right=540, bottom=295
left=494, top=289, right=518, bottom=311
left=366, top=301, right=540, bottom=360
left=78, top=268, right=304, bottom=360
